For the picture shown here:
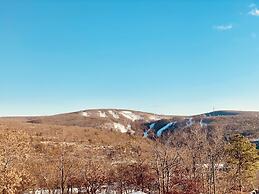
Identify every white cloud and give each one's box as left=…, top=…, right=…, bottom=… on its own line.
left=249, top=8, right=259, bottom=16
left=213, top=24, right=233, bottom=31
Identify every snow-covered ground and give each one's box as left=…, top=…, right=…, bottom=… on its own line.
left=149, top=123, right=156, bottom=130
left=27, top=189, right=145, bottom=194
left=148, top=115, right=161, bottom=121
left=120, top=111, right=142, bottom=121
left=108, top=110, right=120, bottom=119
left=202, top=163, right=225, bottom=170
left=27, top=188, right=78, bottom=194
left=99, top=111, right=107, bottom=118
left=81, top=111, right=89, bottom=117
left=186, top=117, right=194, bottom=127
left=113, top=123, right=132, bottom=133
left=199, top=118, right=207, bottom=128
left=156, top=122, right=177, bottom=137
left=144, top=123, right=156, bottom=137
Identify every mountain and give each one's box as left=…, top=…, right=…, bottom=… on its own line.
left=25, top=109, right=173, bottom=135
left=5, top=109, right=259, bottom=139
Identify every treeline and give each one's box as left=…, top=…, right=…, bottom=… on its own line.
left=0, top=126, right=258, bottom=194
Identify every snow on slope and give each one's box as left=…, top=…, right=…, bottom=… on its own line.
left=200, top=118, right=207, bottom=128
left=186, top=118, right=194, bottom=127
left=99, top=111, right=107, bottom=118
left=108, top=110, right=120, bottom=119
left=150, top=123, right=156, bottom=129
left=120, top=111, right=143, bottom=121
left=81, top=112, right=89, bottom=117
left=157, top=122, right=177, bottom=137
left=33, top=189, right=145, bottom=194
left=148, top=115, right=161, bottom=121
left=113, top=123, right=133, bottom=133
left=144, top=123, right=156, bottom=137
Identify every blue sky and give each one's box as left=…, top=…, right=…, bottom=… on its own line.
left=1, top=0, right=259, bottom=116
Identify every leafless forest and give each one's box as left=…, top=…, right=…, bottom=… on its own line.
left=0, top=118, right=258, bottom=194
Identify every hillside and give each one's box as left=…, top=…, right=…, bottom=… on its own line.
left=2, top=109, right=259, bottom=140
left=1, top=109, right=259, bottom=193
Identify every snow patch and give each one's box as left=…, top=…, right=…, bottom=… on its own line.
left=81, top=112, right=89, bottom=117
left=186, top=118, right=194, bottom=127
left=28, top=188, right=79, bottom=194
left=150, top=123, right=156, bottom=129
left=144, top=122, right=156, bottom=137
left=108, top=110, right=120, bottom=119
left=120, top=111, right=142, bottom=121
left=203, top=163, right=225, bottom=170
left=113, top=123, right=133, bottom=133
left=157, top=122, right=177, bottom=137
left=99, top=111, right=107, bottom=118
left=200, top=118, right=207, bottom=128
left=148, top=115, right=161, bottom=121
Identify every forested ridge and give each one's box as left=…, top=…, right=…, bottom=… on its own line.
left=0, top=119, right=258, bottom=194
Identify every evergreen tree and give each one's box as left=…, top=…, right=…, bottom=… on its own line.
left=225, top=134, right=259, bottom=193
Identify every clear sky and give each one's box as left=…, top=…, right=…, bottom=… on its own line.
left=1, top=0, right=259, bottom=116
